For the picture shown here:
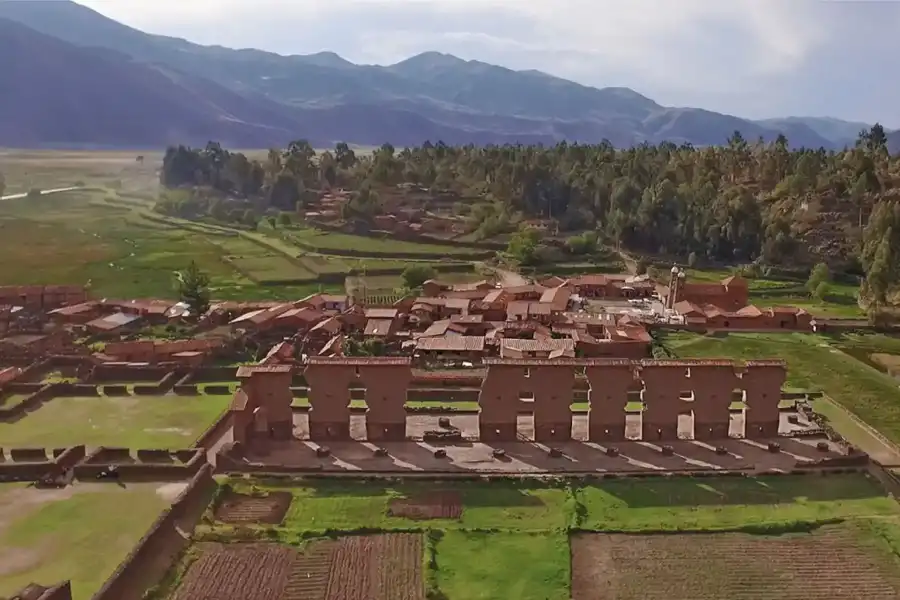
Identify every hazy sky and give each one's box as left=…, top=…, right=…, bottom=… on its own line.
left=77, top=0, right=900, bottom=126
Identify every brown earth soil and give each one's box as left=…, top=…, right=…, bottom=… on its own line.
left=326, top=533, right=425, bottom=600
left=170, top=535, right=424, bottom=600
left=214, top=490, right=292, bottom=525
left=571, top=526, right=900, bottom=600
left=172, top=543, right=296, bottom=600
left=388, top=491, right=462, bottom=520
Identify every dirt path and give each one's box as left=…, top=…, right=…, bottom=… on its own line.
left=0, top=186, right=82, bottom=201
left=494, top=266, right=528, bottom=287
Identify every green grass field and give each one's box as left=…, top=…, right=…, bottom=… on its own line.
left=664, top=331, right=900, bottom=445
left=288, top=227, right=482, bottom=258
left=434, top=531, right=570, bottom=600
left=158, top=473, right=900, bottom=600
left=0, top=482, right=170, bottom=600
left=0, top=394, right=231, bottom=448
left=684, top=267, right=864, bottom=317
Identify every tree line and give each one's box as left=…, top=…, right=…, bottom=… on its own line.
left=159, top=125, right=900, bottom=304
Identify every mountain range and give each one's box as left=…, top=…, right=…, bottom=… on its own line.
left=0, top=0, right=895, bottom=150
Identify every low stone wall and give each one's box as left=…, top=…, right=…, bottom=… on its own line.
left=74, top=447, right=206, bottom=480
left=91, top=465, right=217, bottom=600
left=89, top=364, right=170, bottom=383
left=217, top=459, right=869, bottom=479
left=173, top=384, right=200, bottom=396
left=186, top=365, right=239, bottom=383
left=0, top=383, right=57, bottom=421
left=6, top=580, right=73, bottom=600
left=0, top=445, right=85, bottom=482
left=193, top=409, right=233, bottom=449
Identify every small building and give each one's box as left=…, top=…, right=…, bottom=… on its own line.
left=415, top=335, right=486, bottom=360
left=85, top=312, right=142, bottom=335
left=500, top=338, right=575, bottom=359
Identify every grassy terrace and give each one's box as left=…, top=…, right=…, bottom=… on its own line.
left=0, top=483, right=170, bottom=600
left=168, top=473, right=900, bottom=600
left=287, top=227, right=483, bottom=257
left=665, top=331, right=900, bottom=446
left=0, top=394, right=232, bottom=448
left=685, top=267, right=864, bottom=318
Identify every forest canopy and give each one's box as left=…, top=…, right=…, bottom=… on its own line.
left=158, top=126, right=900, bottom=303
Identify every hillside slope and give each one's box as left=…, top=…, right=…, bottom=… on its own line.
left=0, top=0, right=881, bottom=149
left=0, top=19, right=305, bottom=148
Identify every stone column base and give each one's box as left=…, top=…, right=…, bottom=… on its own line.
left=269, top=420, right=294, bottom=440
left=308, top=420, right=351, bottom=441
left=693, top=422, right=730, bottom=441
left=588, top=423, right=627, bottom=442
left=366, top=421, right=406, bottom=442
left=745, top=421, right=779, bottom=438
left=479, top=422, right=518, bottom=442
left=641, top=422, right=679, bottom=442
left=534, top=421, right=573, bottom=443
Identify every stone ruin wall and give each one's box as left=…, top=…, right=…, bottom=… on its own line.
left=292, top=357, right=786, bottom=442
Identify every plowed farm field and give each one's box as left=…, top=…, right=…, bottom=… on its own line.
left=214, top=490, right=292, bottom=524
left=171, top=544, right=295, bottom=600
left=169, top=535, right=423, bottom=600
left=570, top=525, right=900, bottom=600
left=389, top=491, right=462, bottom=520
left=326, top=533, right=424, bottom=600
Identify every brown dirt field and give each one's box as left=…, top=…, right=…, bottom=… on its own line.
left=283, top=540, right=337, bottom=600
left=214, top=490, right=292, bottom=524
left=326, top=534, right=424, bottom=600
left=171, top=543, right=296, bottom=600
left=388, top=491, right=462, bottom=520
left=571, top=526, right=900, bottom=600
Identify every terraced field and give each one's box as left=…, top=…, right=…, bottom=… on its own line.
left=571, top=525, right=900, bottom=600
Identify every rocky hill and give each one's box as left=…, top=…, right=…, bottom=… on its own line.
left=0, top=0, right=887, bottom=149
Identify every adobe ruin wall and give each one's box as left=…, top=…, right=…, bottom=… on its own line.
left=89, top=465, right=216, bottom=600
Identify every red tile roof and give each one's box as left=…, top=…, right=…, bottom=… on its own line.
left=416, top=335, right=485, bottom=352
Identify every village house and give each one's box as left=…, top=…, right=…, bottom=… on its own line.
left=0, top=285, right=87, bottom=310
left=85, top=311, right=143, bottom=335
left=415, top=335, right=486, bottom=361
left=659, top=268, right=749, bottom=311
left=500, top=338, right=576, bottom=359
left=98, top=338, right=227, bottom=366
left=672, top=301, right=813, bottom=331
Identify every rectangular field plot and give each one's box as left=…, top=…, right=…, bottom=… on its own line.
left=253, top=480, right=569, bottom=532
left=227, top=254, right=316, bottom=283
left=0, top=482, right=171, bottom=600
left=570, top=524, right=900, bottom=600
left=433, top=531, right=569, bottom=600
left=0, top=395, right=232, bottom=448
left=171, top=535, right=424, bottom=600
left=577, top=472, right=899, bottom=531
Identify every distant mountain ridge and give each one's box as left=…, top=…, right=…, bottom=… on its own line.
left=0, top=0, right=890, bottom=149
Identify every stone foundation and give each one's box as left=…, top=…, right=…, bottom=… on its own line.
left=308, top=421, right=352, bottom=441
left=533, top=422, right=573, bottom=443
left=745, top=421, right=779, bottom=438
left=588, top=423, right=628, bottom=442
left=365, top=422, right=406, bottom=442
left=478, top=422, right=518, bottom=442
left=641, top=422, right=679, bottom=441
left=693, top=422, right=730, bottom=440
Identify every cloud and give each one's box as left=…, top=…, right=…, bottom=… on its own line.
left=76, top=0, right=900, bottom=125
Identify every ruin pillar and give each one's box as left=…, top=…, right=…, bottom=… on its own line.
left=359, top=361, right=412, bottom=442
left=304, top=362, right=355, bottom=440
left=743, top=360, right=786, bottom=438
left=479, top=364, right=524, bottom=441
left=237, top=366, right=294, bottom=440
left=586, top=361, right=633, bottom=442
left=639, top=361, right=686, bottom=441
left=531, top=365, right=575, bottom=442
left=690, top=362, right=740, bottom=441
